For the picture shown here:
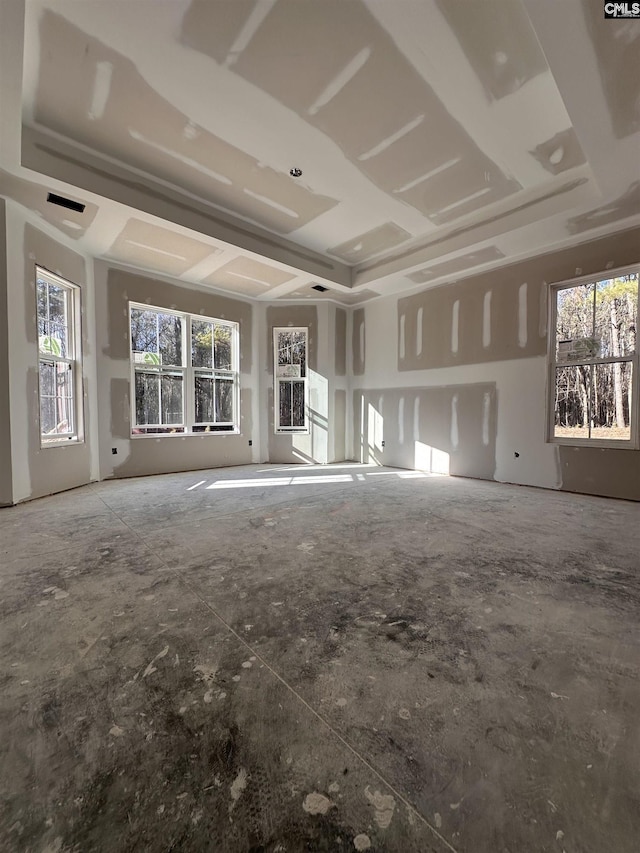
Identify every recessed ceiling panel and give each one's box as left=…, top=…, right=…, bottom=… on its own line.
left=203, top=256, right=296, bottom=297
left=408, top=246, right=506, bottom=284
left=107, top=218, right=218, bottom=275
left=328, top=223, right=412, bottom=264
left=567, top=181, right=640, bottom=235
left=398, top=157, right=519, bottom=226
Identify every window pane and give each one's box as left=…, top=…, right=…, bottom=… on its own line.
left=592, top=361, right=632, bottom=440
left=214, top=325, right=232, bottom=370
left=38, top=282, right=69, bottom=358
left=554, top=364, right=591, bottom=438
left=594, top=274, right=638, bottom=358
left=279, top=379, right=292, bottom=427
left=40, top=392, right=57, bottom=437
left=194, top=374, right=215, bottom=422
left=161, top=373, right=183, bottom=424
left=39, top=362, right=57, bottom=434
left=556, top=283, right=595, bottom=360
left=278, top=380, right=306, bottom=429
left=131, top=308, right=159, bottom=354
left=554, top=362, right=633, bottom=441
left=556, top=283, right=595, bottom=340
left=37, top=279, right=48, bottom=330
left=215, top=378, right=233, bottom=422
left=135, top=372, right=160, bottom=425
left=277, top=331, right=306, bottom=375
left=291, top=380, right=305, bottom=427
left=48, top=284, right=66, bottom=323
left=39, top=360, right=74, bottom=436
left=158, top=313, right=182, bottom=366
left=192, top=320, right=213, bottom=368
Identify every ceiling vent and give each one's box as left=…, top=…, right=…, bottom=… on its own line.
left=311, top=284, right=329, bottom=293
left=47, top=192, right=85, bottom=213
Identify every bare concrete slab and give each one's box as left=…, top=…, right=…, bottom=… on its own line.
left=1, top=465, right=638, bottom=853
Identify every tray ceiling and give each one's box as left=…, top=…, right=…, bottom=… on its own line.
left=0, top=0, right=637, bottom=303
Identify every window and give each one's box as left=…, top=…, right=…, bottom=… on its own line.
left=129, top=303, right=239, bottom=435
left=36, top=267, right=82, bottom=445
left=274, top=327, right=308, bottom=433
left=548, top=266, right=638, bottom=447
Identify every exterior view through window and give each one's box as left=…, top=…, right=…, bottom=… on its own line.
left=549, top=267, right=638, bottom=446
left=274, top=327, right=308, bottom=433
left=130, top=303, right=238, bottom=435
left=36, top=267, right=82, bottom=444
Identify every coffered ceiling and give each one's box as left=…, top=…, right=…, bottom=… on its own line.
left=1, top=0, right=638, bottom=304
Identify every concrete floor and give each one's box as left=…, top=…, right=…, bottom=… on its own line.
left=1, top=463, right=638, bottom=853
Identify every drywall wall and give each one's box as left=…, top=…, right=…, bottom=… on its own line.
left=5, top=206, right=94, bottom=503
left=95, top=264, right=256, bottom=479
left=0, top=200, right=12, bottom=505
left=354, top=383, right=497, bottom=479
left=353, top=227, right=640, bottom=500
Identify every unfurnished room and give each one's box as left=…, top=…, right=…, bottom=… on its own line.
left=0, top=1, right=639, bottom=851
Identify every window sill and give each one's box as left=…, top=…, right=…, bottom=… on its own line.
left=130, top=430, right=240, bottom=439
left=41, top=437, right=83, bottom=449
left=548, top=437, right=638, bottom=450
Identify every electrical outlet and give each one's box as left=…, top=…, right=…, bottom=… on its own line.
left=248, top=440, right=253, bottom=446
left=112, top=447, right=118, bottom=455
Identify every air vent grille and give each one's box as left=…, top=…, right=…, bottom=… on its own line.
left=47, top=192, right=86, bottom=213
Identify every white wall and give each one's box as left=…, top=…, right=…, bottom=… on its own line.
left=353, top=296, right=560, bottom=488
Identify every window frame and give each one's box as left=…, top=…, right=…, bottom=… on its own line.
left=129, top=302, right=239, bottom=437
left=36, top=266, right=84, bottom=447
left=273, top=326, right=309, bottom=434
left=546, top=264, right=639, bottom=449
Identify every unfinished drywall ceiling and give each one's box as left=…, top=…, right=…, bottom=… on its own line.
left=107, top=218, right=220, bottom=277
left=0, top=0, right=636, bottom=299
left=282, top=284, right=377, bottom=305
left=203, top=256, right=297, bottom=298
left=0, top=169, right=98, bottom=239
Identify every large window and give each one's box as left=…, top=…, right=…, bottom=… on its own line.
left=130, top=304, right=238, bottom=435
left=548, top=266, right=638, bottom=447
left=274, top=327, right=308, bottom=433
left=36, top=267, right=82, bottom=445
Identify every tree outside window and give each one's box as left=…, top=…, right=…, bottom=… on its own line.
left=549, top=268, right=638, bottom=445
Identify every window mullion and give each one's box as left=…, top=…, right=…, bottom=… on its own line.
left=185, top=315, right=192, bottom=432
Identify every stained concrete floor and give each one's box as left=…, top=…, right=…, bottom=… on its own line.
left=0, top=463, right=638, bottom=853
